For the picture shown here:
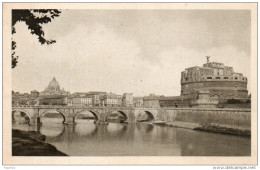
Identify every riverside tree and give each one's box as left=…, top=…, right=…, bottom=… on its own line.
left=12, top=9, right=61, bottom=68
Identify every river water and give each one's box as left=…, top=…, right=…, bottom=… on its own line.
left=12, top=117, right=251, bottom=156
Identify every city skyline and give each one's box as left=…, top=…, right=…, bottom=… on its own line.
left=12, top=10, right=251, bottom=96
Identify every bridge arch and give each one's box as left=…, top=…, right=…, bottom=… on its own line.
left=74, top=109, right=99, bottom=121
left=144, top=111, right=155, bottom=120
left=12, top=109, right=31, bottom=124
left=137, top=110, right=155, bottom=121
left=40, top=109, right=66, bottom=123
left=108, top=110, right=128, bottom=122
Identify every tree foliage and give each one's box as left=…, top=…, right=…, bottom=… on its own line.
left=12, top=9, right=61, bottom=68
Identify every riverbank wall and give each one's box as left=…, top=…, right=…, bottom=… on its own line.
left=161, top=108, right=251, bottom=132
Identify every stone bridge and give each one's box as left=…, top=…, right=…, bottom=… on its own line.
left=12, top=105, right=165, bottom=125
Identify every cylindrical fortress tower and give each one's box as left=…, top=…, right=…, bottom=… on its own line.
left=181, top=61, right=248, bottom=101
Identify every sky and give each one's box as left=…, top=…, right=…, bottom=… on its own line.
left=12, top=10, right=251, bottom=96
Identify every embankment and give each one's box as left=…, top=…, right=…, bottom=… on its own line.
left=12, top=129, right=67, bottom=156
left=161, top=108, right=251, bottom=137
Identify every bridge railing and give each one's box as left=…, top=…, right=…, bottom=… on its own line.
left=12, top=105, right=160, bottom=109
left=12, top=105, right=35, bottom=108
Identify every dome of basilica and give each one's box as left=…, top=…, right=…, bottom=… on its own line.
left=48, top=77, right=60, bottom=90
left=40, top=76, right=69, bottom=96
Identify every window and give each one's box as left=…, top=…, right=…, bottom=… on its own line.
left=214, top=69, right=218, bottom=75
left=219, top=69, right=224, bottom=75
left=207, top=77, right=212, bottom=79
left=235, top=77, right=238, bottom=80
left=224, top=77, right=228, bottom=79
left=215, top=77, right=220, bottom=79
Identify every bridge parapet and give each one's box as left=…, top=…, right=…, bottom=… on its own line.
left=162, top=107, right=251, bottom=112
left=12, top=105, right=35, bottom=108
left=13, top=105, right=160, bottom=110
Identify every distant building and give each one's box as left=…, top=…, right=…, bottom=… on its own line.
left=143, top=94, right=162, bottom=107
left=40, top=77, right=70, bottom=96
left=133, top=97, right=144, bottom=107
left=71, top=97, right=92, bottom=106
left=86, top=94, right=100, bottom=106
left=12, top=91, right=29, bottom=106
left=159, top=96, right=187, bottom=107
left=39, top=95, right=68, bottom=105
left=102, top=92, right=120, bottom=106
left=116, top=95, right=123, bottom=106
left=104, top=97, right=118, bottom=106
left=12, top=91, right=39, bottom=106
left=122, top=93, right=133, bottom=107
left=87, top=91, right=107, bottom=95
left=71, top=92, right=87, bottom=98
left=30, top=90, right=39, bottom=98
left=86, top=91, right=107, bottom=106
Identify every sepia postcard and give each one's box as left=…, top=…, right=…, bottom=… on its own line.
left=2, top=2, right=258, bottom=165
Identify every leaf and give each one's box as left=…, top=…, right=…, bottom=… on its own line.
left=12, top=9, right=61, bottom=68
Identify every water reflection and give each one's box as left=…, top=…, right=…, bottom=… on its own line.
left=136, top=122, right=154, bottom=133
left=74, top=122, right=98, bottom=137
left=12, top=111, right=30, bottom=124
left=175, top=128, right=251, bottom=156
left=12, top=118, right=251, bottom=156
left=40, top=124, right=65, bottom=138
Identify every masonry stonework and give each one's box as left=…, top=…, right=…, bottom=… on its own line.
left=181, top=61, right=248, bottom=100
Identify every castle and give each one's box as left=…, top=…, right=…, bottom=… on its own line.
left=159, top=57, right=249, bottom=108
left=180, top=58, right=248, bottom=101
